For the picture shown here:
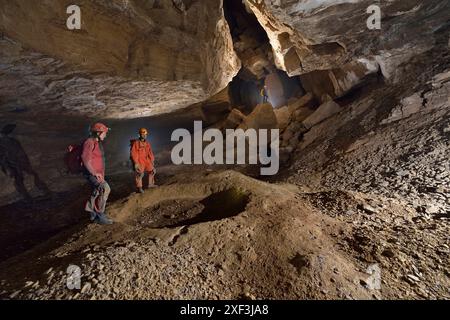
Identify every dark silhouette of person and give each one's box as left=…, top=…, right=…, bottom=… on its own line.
left=0, top=124, right=51, bottom=201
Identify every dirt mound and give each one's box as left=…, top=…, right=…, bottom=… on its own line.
left=0, top=170, right=375, bottom=300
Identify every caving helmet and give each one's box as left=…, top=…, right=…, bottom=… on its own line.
left=90, top=122, right=110, bottom=133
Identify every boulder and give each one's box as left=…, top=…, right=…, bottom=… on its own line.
left=282, top=128, right=294, bottom=142
left=279, top=146, right=294, bottom=164
left=288, top=132, right=302, bottom=147
left=240, top=48, right=271, bottom=80
left=302, top=100, right=341, bottom=129
left=238, top=103, right=278, bottom=130
left=299, top=125, right=323, bottom=150
left=288, top=93, right=316, bottom=113
left=299, top=60, right=379, bottom=101
left=320, top=94, right=334, bottom=104
left=201, top=87, right=232, bottom=124
left=381, top=93, right=423, bottom=124
left=274, top=106, right=292, bottom=130
left=430, top=70, right=450, bottom=88
left=222, top=108, right=246, bottom=129
left=293, top=107, right=315, bottom=123
left=286, top=122, right=305, bottom=133
left=282, top=121, right=308, bottom=145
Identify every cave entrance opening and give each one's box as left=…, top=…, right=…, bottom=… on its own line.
left=223, top=0, right=304, bottom=114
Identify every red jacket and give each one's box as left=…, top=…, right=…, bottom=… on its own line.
left=130, top=139, right=154, bottom=172
left=81, top=138, right=105, bottom=176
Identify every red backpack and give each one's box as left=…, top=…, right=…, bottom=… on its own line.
left=65, top=143, right=84, bottom=174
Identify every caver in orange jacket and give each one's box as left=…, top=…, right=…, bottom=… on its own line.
left=130, top=139, right=154, bottom=172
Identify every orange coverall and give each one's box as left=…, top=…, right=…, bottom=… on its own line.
left=130, top=139, right=155, bottom=188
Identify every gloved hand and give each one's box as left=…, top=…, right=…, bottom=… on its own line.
left=134, top=163, right=141, bottom=173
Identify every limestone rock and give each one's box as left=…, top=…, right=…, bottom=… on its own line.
left=0, top=0, right=241, bottom=113
left=282, top=128, right=294, bottom=142
left=274, top=106, right=291, bottom=130
left=293, top=107, right=315, bottom=123
left=279, top=146, right=293, bottom=164
left=430, top=70, right=450, bottom=88
left=288, top=93, right=316, bottom=113
left=222, top=108, right=247, bottom=129
left=243, top=0, right=448, bottom=82
left=200, top=87, right=232, bottom=124
left=299, top=60, right=380, bottom=100
left=381, top=94, right=423, bottom=124
left=238, top=103, right=277, bottom=130
left=423, top=77, right=450, bottom=111
left=302, top=101, right=342, bottom=130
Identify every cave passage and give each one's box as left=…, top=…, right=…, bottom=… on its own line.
left=223, top=0, right=304, bottom=112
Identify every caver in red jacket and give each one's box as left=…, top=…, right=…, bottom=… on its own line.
left=130, top=139, right=154, bottom=172
left=81, top=137, right=105, bottom=177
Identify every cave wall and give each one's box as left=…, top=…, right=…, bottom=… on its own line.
left=0, top=0, right=240, bottom=96
left=236, top=0, right=449, bottom=99
left=198, top=0, right=242, bottom=95
left=243, top=0, right=450, bottom=91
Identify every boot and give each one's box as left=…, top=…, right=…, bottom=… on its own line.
left=137, top=187, right=144, bottom=194
left=89, top=212, right=97, bottom=221
left=95, top=213, right=114, bottom=225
